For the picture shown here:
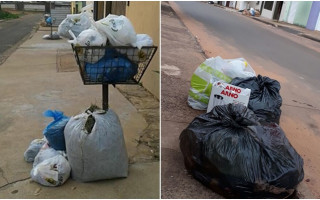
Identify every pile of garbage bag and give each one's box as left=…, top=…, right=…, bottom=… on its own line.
left=58, top=11, right=154, bottom=83
left=24, top=106, right=128, bottom=186
left=188, top=56, right=255, bottom=110
left=188, top=56, right=282, bottom=124
left=184, top=57, right=303, bottom=198
left=180, top=104, right=304, bottom=198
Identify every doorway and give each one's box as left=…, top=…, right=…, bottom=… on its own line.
left=273, top=1, right=283, bottom=21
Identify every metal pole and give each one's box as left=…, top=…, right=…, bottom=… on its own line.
left=50, top=1, right=52, bottom=39
left=102, top=84, right=109, bottom=110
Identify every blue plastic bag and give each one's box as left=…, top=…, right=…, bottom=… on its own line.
left=85, top=49, right=138, bottom=83
left=46, top=17, right=52, bottom=25
left=43, top=110, right=69, bottom=151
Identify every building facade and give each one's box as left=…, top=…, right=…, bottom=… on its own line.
left=221, top=1, right=320, bottom=31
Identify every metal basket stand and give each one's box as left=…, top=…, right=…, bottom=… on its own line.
left=72, top=44, right=158, bottom=110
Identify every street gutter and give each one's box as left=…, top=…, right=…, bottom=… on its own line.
left=0, top=21, right=40, bottom=66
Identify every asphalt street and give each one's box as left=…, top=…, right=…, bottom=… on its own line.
left=161, top=2, right=320, bottom=198
left=175, top=2, right=320, bottom=88
left=0, top=13, right=42, bottom=60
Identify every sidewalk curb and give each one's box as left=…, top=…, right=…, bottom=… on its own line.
left=299, top=33, right=320, bottom=43
left=251, top=17, right=277, bottom=27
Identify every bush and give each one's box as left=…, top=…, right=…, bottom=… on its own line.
left=0, top=10, right=19, bottom=20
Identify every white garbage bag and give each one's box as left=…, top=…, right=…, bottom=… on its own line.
left=117, top=34, right=154, bottom=62
left=24, top=138, right=46, bottom=163
left=58, top=12, right=93, bottom=39
left=133, top=34, right=153, bottom=49
left=31, top=155, right=71, bottom=187
left=222, top=58, right=256, bottom=79
left=95, top=14, right=137, bottom=46
left=188, top=57, right=233, bottom=110
left=33, top=143, right=65, bottom=167
left=188, top=57, right=256, bottom=110
left=69, top=29, right=106, bottom=64
left=64, top=108, right=128, bottom=182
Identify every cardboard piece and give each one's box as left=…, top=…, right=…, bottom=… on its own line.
left=207, top=81, right=251, bottom=113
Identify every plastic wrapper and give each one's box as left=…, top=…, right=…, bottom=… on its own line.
left=31, top=155, right=71, bottom=187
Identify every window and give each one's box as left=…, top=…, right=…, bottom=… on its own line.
left=264, top=1, right=273, bottom=10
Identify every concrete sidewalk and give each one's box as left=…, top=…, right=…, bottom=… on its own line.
left=0, top=26, right=159, bottom=198
left=212, top=3, right=320, bottom=43
left=162, top=1, right=317, bottom=199
left=161, top=2, right=223, bottom=198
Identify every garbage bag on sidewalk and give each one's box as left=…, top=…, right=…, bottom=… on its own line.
left=221, top=58, right=255, bottom=79
left=188, top=57, right=233, bottom=110
left=31, top=155, right=71, bottom=187
left=33, top=143, right=65, bottom=167
left=24, top=138, right=46, bottom=163
left=85, top=49, right=138, bottom=83
left=64, top=107, right=128, bottom=182
left=231, top=75, right=282, bottom=123
left=180, top=104, right=304, bottom=198
left=58, top=12, right=93, bottom=39
left=95, top=14, right=137, bottom=46
left=43, top=110, right=69, bottom=151
left=69, top=29, right=107, bottom=64
left=117, top=34, right=154, bottom=62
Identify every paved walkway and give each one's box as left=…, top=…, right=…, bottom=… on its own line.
left=0, top=26, right=159, bottom=198
left=161, top=2, right=223, bottom=198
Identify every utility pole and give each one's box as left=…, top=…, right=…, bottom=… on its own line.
left=16, top=2, right=24, bottom=11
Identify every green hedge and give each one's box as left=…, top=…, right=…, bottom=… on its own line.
left=0, top=10, right=20, bottom=19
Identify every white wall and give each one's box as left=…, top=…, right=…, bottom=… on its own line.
left=261, top=1, right=277, bottom=19
left=287, top=1, right=298, bottom=24
left=315, top=12, right=320, bottom=31
left=279, top=1, right=290, bottom=22
left=229, top=1, right=237, bottom=8
left=248, top=1, right=261, bottom=11
left=236, top=1, right=240, bottom=10
left=239, top=1, right=248, bottom=10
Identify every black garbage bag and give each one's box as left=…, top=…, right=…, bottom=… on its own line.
left=231, top=75, right=282, bottom=124
left=180, top=104, right=304, bottom=199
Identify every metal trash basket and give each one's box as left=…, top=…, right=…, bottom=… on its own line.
left=72, top=45, right=157, bottom=85
left=71, top=44, right=158, bottom=110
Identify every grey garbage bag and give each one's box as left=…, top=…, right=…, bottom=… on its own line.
left=64, top=108, right=128, bottom=182
left=31, top=155, right=71, bottom=187
left=33, top=143, right=65, bottom=167
left=24, top=138, right=46, bottom=162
